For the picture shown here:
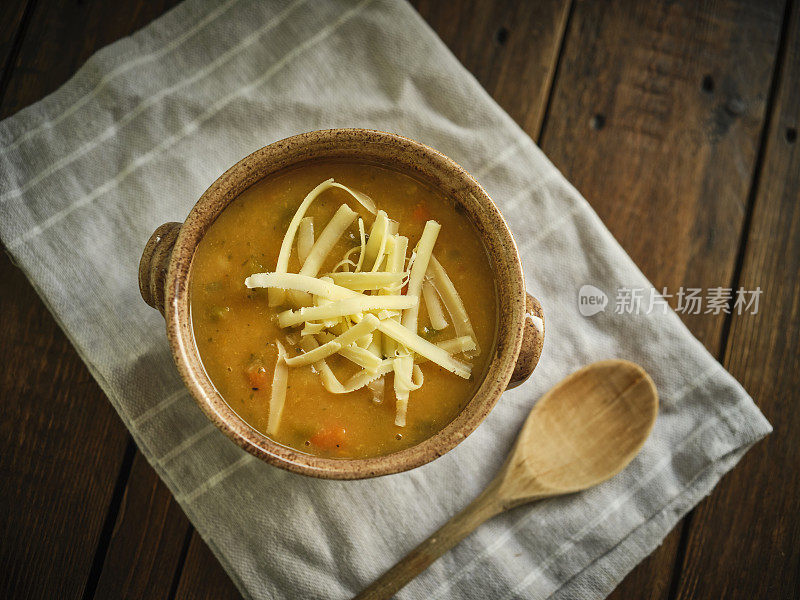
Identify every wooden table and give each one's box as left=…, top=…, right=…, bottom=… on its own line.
left=1, top=1, right=797, bottom=598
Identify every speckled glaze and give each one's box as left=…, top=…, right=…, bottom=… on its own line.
left=139, top=129, right=544, bottom=479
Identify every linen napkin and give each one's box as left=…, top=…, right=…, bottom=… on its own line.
left=0, top=0, right=771, bottom=598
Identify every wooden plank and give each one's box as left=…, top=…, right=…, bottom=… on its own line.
left=170, top=0, right=575, bottom=595
left=537, top=0, right=786, bottom=598
left=0, top=0, right=31, bottom=86
left=410, top=0, right=571, bottom=140
left=93, top=454, right=192, bottom=599
left=672, top=2, right=800, bottom=598
left=0, top=0, right=182, bottom=598
left=0, top=251, right=132, bottom=599
left=173, top=535, right=240, bottom=600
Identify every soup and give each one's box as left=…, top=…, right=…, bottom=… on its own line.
left=190, top=161, right=497, bottom=459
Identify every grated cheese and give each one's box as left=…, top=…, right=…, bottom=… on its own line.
left=277, top=295, right=417, bottom=328
left=270, top=179, right=375, bottom=306
left=246, top=178, right=481, bottom=428
left=354, top=218, right=366, bottom=272
left=427, top=255, right=479, bottom=357
left=284, top=314, right=380, bottom=367
left=301, top=336, right=395, bottom=394
left=297, top=217, right=314, bottom=264
left=423, top=277, right=448, bottom=330
left=299, top=204, right=357, bottom=278
left=245, top=272, right=353, bottom=300
left=377, top=318, right=471, bottom=379
left=266, top=341, right=289, bottom=435
left=301, top=322, right=325, bottom=336
left=326, top=271, right=405, bottom=290
left=402, top=220, right=441, bottom=334
left=363, top=210, right=388, bottom=267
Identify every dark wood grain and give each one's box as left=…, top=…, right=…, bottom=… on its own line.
left=410, top=0, right=572, bottom=140
left=672, top=2, right=800, bottom=598
left=0, top=0, right=182, bottom=598
left=173, top=535, right=240, bottom=600
left=542, top=0, right=785, bottom=348
left=93, top=453, right=192, bottom=600
left=0, top=0, right=31, bottom=88
left=0, top=251, right=131, bottom=599
left=538, top=1, right=786, bottom=598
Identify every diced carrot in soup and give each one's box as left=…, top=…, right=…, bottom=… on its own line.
left=246, top=369, right=268, bottom=390
left=190, top=161, right=497, bottom=459
left=412, top=203, right=432, bottom=224
left=310, top=424, right=348, bottom=452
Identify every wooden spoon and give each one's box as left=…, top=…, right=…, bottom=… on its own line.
left=353, top=359, right=658, bottom=600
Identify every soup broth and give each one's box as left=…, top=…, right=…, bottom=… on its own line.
left=190, top=162, right=497, bottom=459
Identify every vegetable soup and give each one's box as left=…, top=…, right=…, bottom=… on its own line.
left=190, top=162, right=497, bottom=459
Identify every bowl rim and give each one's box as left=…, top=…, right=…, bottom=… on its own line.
left=163, top=128, right=526, bottom=479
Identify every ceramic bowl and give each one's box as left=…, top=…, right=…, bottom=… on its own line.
left=139, top=129, right=544, bottom=479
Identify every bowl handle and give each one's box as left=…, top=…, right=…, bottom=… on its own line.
left=139, top=222, right=182, bottom=316
left=507, top=293, right=544, bottom=389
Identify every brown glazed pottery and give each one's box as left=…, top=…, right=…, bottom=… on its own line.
left=139, top=129, right=544, bottom=479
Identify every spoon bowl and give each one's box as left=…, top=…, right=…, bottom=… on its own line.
left=354, top=360, right=659, bottom=600
left=497, top=359, right=658, bottom=505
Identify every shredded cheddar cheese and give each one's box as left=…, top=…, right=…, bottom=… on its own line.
left=247, top=178, right=478, bottom=429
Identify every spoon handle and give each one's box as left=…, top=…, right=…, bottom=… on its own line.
left=352, top=480, right=504, bottom=600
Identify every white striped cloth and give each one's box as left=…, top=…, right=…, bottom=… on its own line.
left=0, top=1, right=771, bottom=598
